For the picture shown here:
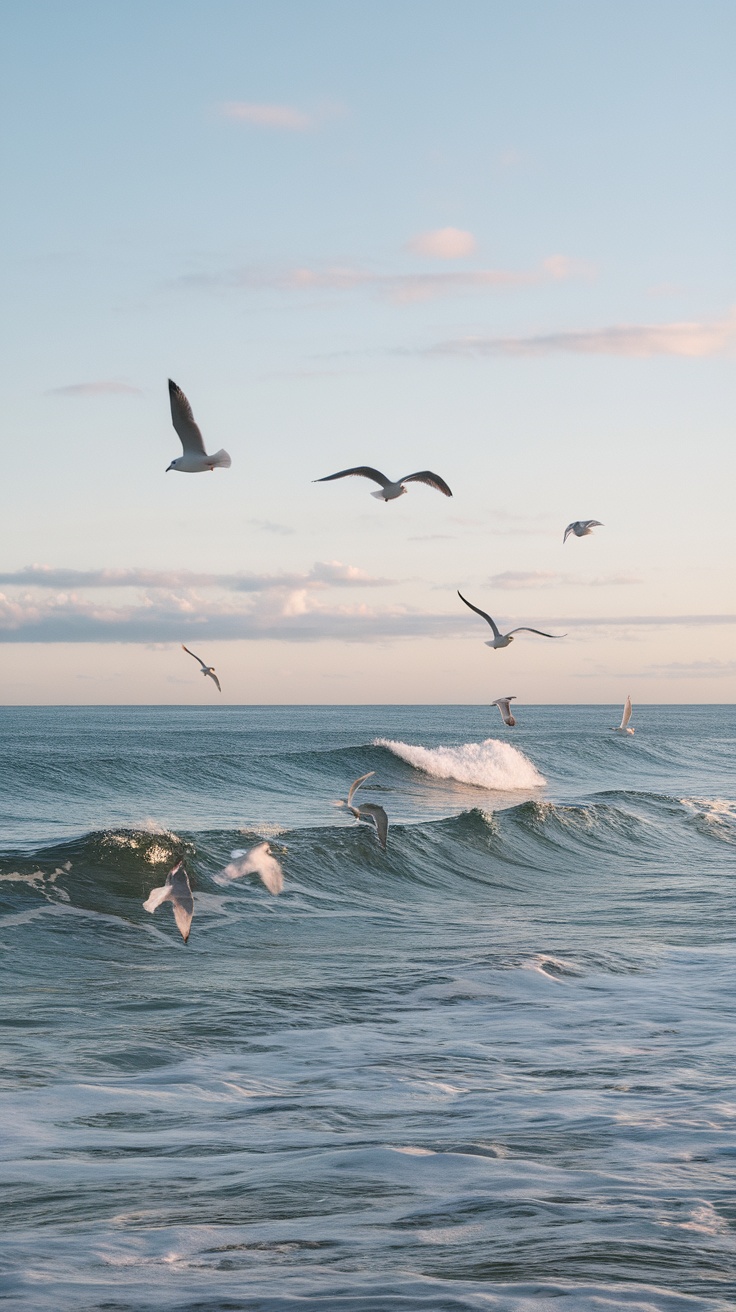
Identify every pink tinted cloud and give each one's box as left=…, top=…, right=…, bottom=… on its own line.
left=219, top=101, right=314, bottom=130
left=408, top=228, right=477, bottom=259
left=428, top=310, right=736, bottom=359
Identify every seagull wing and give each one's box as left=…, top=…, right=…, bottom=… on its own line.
left=506, top=627, right=566, bottom=639
left=584, top=520, right=604, bottom=529
left=358, top=803, right=388, bottom=851
left=169, top=380, right=207, bottom=456
left=182, top=644, right=207, bottom=671
left=457, top=591, right=501, bottom=639
left=207, top=670, right=222, bottom=693
left=620, top=695, right=632, bottom=729
left=563, top=522, right=577, bottom=543
left=493, top=697, right=516, bottom=726
left=348, top=771, right=375, bottom=807
left=143, top=882, right=172, bottom=913
left=399, top=471, right=453, bottom=497
left=315, top=466, right=390, bottom=489
left=169, top=866, right=194, bottom=943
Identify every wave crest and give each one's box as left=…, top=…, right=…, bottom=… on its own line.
left=374, top=737, right=545, bottom=791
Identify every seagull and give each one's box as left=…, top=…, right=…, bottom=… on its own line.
left=457, top=591, right=566, bottom=649
left=166, top=379, right=232, bottom=473
left=492, top=696, right=517, bottom=726
left=612, top=695, right=635, bottom=735
left=341, top=771, right=389, bottom=850
left=314, top=466, right=452, bottom=501
left=143, top=860, right=194, bottom=943
left=563, top=519, right=603, bottom=544
left=182, top=645, right=221, bottom=692
left=214, top=841, right=284, bottom=895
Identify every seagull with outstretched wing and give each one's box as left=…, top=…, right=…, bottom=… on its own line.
left=457, top=591, right=566, bottom=649
left=143, top=860, right=194, bottom=943
left=182, top=644, right=221, bottom=692
left=315, top=466, right=452, bottom=501
left=166, top=379, right=232, bottom=473
left=612, top=695, right=635, bottom=735
left=492, top=696, right=517, bottom=726
left=563, top=519, right=603, bottom=544
left=340, top=771, right=389, bottom=850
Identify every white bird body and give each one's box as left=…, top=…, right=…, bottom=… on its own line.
left=492, top=696, right=517, bottom=726
left=315, top=465, right=452, bottom=502
left=182, top=644, right=221, bottom=692
left=143, top=860, right=194, bottom=943
left=458, top=591, right=566, bottom=649
left=215, top=841, right=284, bottom=895
left=166, top=380, right=232, bottom=473
left=612, top=695, right=635, bottom=734
left=340, top=771, right=389, bottom=850
left=563, top=519, right=603, bottom=544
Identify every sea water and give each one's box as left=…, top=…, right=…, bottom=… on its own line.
left=1, top=704, right=735, bottom=1310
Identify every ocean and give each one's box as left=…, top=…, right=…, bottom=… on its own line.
left=1, top=704, right=735, bottom=1311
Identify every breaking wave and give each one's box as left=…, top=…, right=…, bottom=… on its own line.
left=374, top=736, right=546, bottom=790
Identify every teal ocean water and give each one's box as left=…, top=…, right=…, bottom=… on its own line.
left=1, top=704, right=735, bottom=1310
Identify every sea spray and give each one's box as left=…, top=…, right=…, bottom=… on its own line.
left=375, top=736, right=546, bottom=790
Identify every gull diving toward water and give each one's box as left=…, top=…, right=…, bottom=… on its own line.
left=143, top=860, right=194, bottom=944
left=612, top=695, right=635, bottom=735
left=166, top=379, right=232, bottom=473
left=182, top=645, right=221, bottom=692
left=492, top=696, right=517, bottom=726
left=457, top=591, right=566, bottom=649
left=340, top=771, right=389, bottom=850
left=563, top=519, right=603, bottom=544
left=315, top=466, right=452, bottom=501
left=214, top=842, right=284, bottom=895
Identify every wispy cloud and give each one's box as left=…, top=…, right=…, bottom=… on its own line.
left=407, top=228, right=477, bottom=259
left=426, top=310, right=736, bottom=359
left=487, top=570, right=642, bottom=589
left=249, top=519, right=296, bottom=536
left=173, top=254, right=591, bottom=305
left=638, top=659, right=736, bottom=678
left=0, top=562, right=390, bottom=592
left=46, top=381, right=142, bottom=397
left=218, top=101, right=343, bottom=130
left=219, top=102, right=313, bottom=130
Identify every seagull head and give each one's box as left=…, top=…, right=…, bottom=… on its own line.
left=166, top=459, right=179, bottom=472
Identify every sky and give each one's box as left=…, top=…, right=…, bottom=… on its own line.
left=2, top=0, right=735, bottom=704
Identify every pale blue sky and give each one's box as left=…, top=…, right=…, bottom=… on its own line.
left=2, top=1, right=735, bottom=702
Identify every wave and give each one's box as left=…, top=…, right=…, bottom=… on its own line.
left=374, top=737, right=546, bottom=791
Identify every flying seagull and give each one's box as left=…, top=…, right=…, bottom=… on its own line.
left=214, top=841, right=284, bottom=895
left=612, top=695, right=635, bottom=735
left=315, top=466, right=452, bottom=502
left=492, top=696, right=517, bottom=726
left=457, top=591, right=566, bottom=649
left=563, top=519, right=603, bottom=544
left=182, top=645, right=221, bottom=692
left=341, top=771, right=389, bottom=850
left=143, top=860, right=194, bottom=943
left=166, top=379, right=232, bottom=473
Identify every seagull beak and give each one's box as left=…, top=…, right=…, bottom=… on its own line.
left=166, top=463, right=173, bottom=472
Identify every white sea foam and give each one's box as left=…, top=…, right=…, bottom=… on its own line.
left=375, top=736, right=545, bottom=790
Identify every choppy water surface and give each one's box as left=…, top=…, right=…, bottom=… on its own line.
left=1, top=704, right=735, bottom=1311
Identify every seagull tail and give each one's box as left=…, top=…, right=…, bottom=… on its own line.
left=210, top=449, right=232, bottom=469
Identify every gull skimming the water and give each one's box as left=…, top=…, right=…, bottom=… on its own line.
left=143, top=860, right=194, bottom=944
left=457, top=591, right=566, bottom=649
left=492, top=696, right=517, bottom=726
left=166, top=380, right=232, bottom=473
left=315, top=466, right=452, bottom=502
left=612, top=695, right=635, bottom=735
left=341, top=771, right=389, bottom=850
left=563, top=519, right=603, bottom=544
left=215, top=841, right=284, bottom=895
left=182, top=645, right=221, bottom=692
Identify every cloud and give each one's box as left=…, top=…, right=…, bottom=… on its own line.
left=426, top=310, right=736, bottom=359
left=0, top=562, right=391, bottom=592
left=487, top=571, right=642, bottom=589
left=638, top=659, right=736, bottom=678
left=218, top=101, right=314, bottom=130
left=407, top=228, right=477, bottom=259
left=173, top=255, right=590, bottom=305
left=249, top=519, right=295, bottom=536
left=46, top=381, right=142, bottom=397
